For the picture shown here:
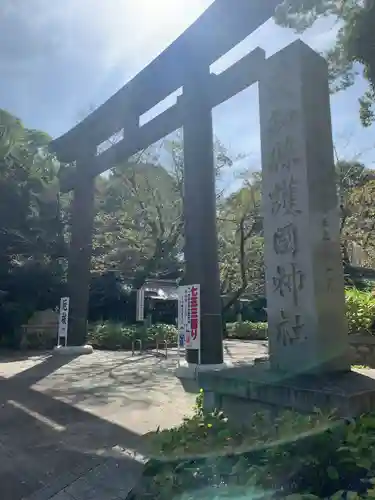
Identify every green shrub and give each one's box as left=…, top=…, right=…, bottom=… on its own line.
left=345, top=288, right=375, bottom=335
left=87, top=322, right=177, bottom=350
left=149, top=389, right=331, bottom=460
left=226, top=321, right=268, bottom=340
left=139, top=391, right=375, bottom=500
left=147, top=323, right=177, bottom=344
left=88, top=323, right=136, bottom=350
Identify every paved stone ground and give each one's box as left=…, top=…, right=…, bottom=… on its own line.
left=0, top=340, right=267, bottom=500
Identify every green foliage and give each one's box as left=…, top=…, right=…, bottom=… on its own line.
left=226, top=290, right=375, bottom=339
left=139, top=396, right=375, bottom=500
left=0, top=109, right=244, bottom=343
left=87, top=322, right=177, bottom=350
left=88, top=323, right=136, bottom=350
left=345, top=288, right=375, bottom=334
left=274, top=0, right=375, bottom=126
left=359, top=89, right=375, bottom=128
left=335, top=161, right=375, bottom=273
left=0, top=109, right=66, bottom=346
left=345, top=0, right=375, bottom=127
left=150, top=390, right=331, bottom=460
left=223, top=288, right=375, bottom=340
left=93, top=161, right=183, bottom=287
left=345, top=178, right=375, bottom=269
left=92, top=132, right=234, bottom=290
left=218, top=173, right=264, bottom=308
left=147, top=323, right=178, bottom=342
left=88, top=272, right=134, bottom=323
left=226, top=321, right=268, bottom=340
left=194, top=388, right=204, bottom=417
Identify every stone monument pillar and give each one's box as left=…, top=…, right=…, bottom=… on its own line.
left=66, top=167, right=95, bottom=347
left=181, top=65, right=224, bottom=365
left=259, top=40, right=349, bottom=374
left=198, top=41, right=375, bottom=419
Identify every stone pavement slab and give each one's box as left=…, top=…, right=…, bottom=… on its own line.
left=0, top=341, right=267, bottom=499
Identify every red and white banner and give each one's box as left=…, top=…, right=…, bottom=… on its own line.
left=178, top=284, right=200, bottom=350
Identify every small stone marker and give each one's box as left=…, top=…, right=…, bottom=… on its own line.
left=259, top=40, right=349, bottom=374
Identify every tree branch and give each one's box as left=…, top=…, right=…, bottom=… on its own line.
left=222, top=215, right=248, bottom=313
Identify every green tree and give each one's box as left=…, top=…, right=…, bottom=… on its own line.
left=0, top=109, right=65, bottom=345
left=344, top=177, right=375, bottom=268
left=93, top=161, right=183, bottom=288
left=336, top=160, right=375, bottom=263
left=92, top=131, right=234, bottom=290
left=275, top=0, right=375, bottom=126
left=218, top=172, right=264, bottom=313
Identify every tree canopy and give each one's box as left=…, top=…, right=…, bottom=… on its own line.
left=275, top=0, right=375, bottom=126
left=0, top=109, right=66, bottom=344
left=218, top=172, right=264, bottom=310
left=337, top=160, right=375, bottom=268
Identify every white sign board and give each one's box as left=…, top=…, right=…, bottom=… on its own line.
left=58, top=296, right=70, bottom=345
left=177, top=295, right=185, bottom=349
left=136, top=288, right=145, bottom=321
left=178, top=284, right=200, bottom=350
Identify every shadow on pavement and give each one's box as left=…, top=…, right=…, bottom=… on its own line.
left=30, top=351, right=185, bottom=410
left=0, top=353, right=148, bottom=500
left=0, top=341, right=263, bottom=499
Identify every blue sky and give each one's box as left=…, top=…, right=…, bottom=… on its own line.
left=1, top=0, right=374, bottom=192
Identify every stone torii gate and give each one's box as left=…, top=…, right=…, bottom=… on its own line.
left=50, top=0, right=281, bottom=363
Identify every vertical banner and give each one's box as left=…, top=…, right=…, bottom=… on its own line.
left=177, top=287, right=185, bottom=349
left=177, top=284, right=200, bottom=351
left=58, top=297, right=70, bottom=346
left=136, top=288, right=145, bottom=321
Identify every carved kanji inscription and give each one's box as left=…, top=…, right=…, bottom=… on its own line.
left=276, top=309, right=304, bottom=346
left=269, top=176, right=301, bottom=217
left=268, top=136, right=301, bottom=173
left=273, top=223, right=297, bottom=256
left=273, top=263, right=304, bottom=306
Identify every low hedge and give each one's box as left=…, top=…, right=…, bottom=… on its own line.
left=225, top=288, right=375, bottom=340
left=226, top=321, right=268, bottom=340
left=88, top=321, right=268, bottom=349
left=87, top=322, right=177, bottom=350
left=132, top=390, right=375, bottom=499
left=346, top=289, right=375, bottom=335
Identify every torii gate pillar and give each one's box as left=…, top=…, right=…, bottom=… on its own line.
left=66, top=166, right=95, bottom=347
left=181, top=65, right=224, bottom=366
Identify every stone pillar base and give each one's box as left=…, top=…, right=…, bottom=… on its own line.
left=198, top=363, right=375, bottom=423
left=175, top=360, right=232, bottom=393
left=53, top=345, right=94, bottom=355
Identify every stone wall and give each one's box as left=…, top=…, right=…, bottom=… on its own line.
left=350, top=335, right=375, bottom=368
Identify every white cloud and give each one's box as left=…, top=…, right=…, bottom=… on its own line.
left=1, top=0, right=213, bottom=74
